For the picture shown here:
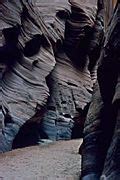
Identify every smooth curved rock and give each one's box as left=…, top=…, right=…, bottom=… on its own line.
left=0, top=0, right=105, bottom=151
left=0, top=0, right=55, bottom=152
left=36, top=0, right=103, bottom=140
left=82, top=1, right=120, bottom=179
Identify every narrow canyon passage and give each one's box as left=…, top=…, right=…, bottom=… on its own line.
left=0, top=0, right=120, bottom=179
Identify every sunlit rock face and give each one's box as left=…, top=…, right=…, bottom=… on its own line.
left=0, top=0, right=104, bottom=151
left=104, top=0, right=117, bottom=26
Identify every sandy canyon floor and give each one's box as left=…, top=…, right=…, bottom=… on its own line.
left=0, top=139, right=82, bottom=180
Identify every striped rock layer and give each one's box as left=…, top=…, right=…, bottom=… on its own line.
left=0, top=0, right=104, bottom=151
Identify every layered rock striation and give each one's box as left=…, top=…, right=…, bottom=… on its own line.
left=0, top=0, right=104, bottom=151
left=0, top=0, right=55, bottom=151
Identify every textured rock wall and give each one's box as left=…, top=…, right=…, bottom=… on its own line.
left=0, top=0, right=104, bottom=151
left=81, top=1, right=120, bottom=179
left=36, top=0, right=104, bottom=141
left=0, top=0, right=56, bottom=152
left=104, top=0, right=117, bottom=26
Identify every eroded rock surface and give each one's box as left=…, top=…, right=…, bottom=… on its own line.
left=36, top=0, right=104, bottom=141
left=81, top=1, right=120, bottom=179
left=0, top=0, right=104, bottom=151
left=0, top=0, right=55, bottom=152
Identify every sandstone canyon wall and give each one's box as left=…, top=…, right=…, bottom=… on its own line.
left=81, top=1, right=120, bottom=179
left=1, top=0, right=120, bottom=179
left=0, top=0, right=104, bottom=152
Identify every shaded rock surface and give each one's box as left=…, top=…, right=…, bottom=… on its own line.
left=35, top=0, right=71, bottom=43
left=64, top=0, right=98, bottom=66
left=0, top=139, right=82, bottom=180
left=41, top=51, right=92, bottom=140
left=36, top=0, right=104, bottom=141
left=0, top=0, right=104, bottom=152
left=0, top=0, right=55, bottom=152
left=81, top=1, right=120, bottom=179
